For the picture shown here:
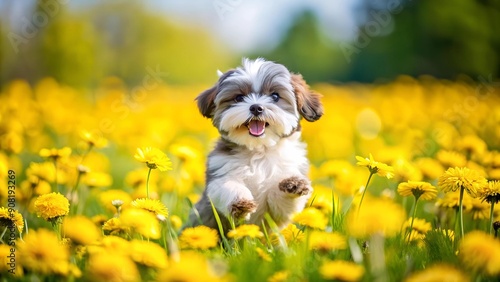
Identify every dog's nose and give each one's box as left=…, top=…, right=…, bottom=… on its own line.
left=249, top=104, right=264, bottom=116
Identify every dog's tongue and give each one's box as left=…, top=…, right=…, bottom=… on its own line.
left=248, top=120, right=266, bottom=136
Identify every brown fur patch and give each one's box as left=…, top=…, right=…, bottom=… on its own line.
left=291, top=73, right=324, bottom=122
left=279, top=176, right=312, bottom=196
left=231, top=198, right=257, bottom=219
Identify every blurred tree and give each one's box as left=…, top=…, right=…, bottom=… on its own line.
left=348, top=0, right=500, bottom=81
left=259, top=11, right=350, bottom=83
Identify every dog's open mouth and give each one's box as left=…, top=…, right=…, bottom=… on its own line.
left=245, top=120, right=269, bottom=137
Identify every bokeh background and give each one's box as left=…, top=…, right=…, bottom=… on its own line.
left=2, top=0, right=500, bottom=86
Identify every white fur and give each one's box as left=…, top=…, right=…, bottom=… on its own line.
left=207, top=132, right=310, bottom=227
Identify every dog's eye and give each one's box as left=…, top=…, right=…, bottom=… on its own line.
left=234, top=95, right=245, bottom=102
left=271, top=93, right=280, bottom=102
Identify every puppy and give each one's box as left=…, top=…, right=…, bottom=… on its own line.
left=187, top=58, right=323, bottom=232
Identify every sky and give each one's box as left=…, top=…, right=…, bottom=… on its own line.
left=1, top=0, right=362, bottom=52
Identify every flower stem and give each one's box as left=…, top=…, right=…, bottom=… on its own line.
left=458, top=186, right=465, bottom=238
left=488, top=202, right=495, bottom=235
left=146, top=168, right=152, bottom=199
left=407, top=196, right=420, bottom=242
left=358, top=172, right=374, bottom=217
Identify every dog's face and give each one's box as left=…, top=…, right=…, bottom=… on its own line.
left=197, top=58, right=323, bottom=148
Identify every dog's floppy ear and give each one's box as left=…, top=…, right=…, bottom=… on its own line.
left=196, top=85, right=218, bottom=118
left=291, top=73, right=323, bottom=122
left=196, top=70, right=236, bottom=118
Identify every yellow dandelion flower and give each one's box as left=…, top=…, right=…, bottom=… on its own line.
left=403, top=217, right=431, bottom=234
left=392, top=158, right=423, bottom=183
left=39, top=146, right=72, bottom=160
left=355, top=153, right=394, bottom=179
left=468, top=197, right=490, bottom=220
left=267, top=271, right=289, bottom=282
left=436, top=150, right=467, bottom=168
left=99, top=189, right=132, bottom=212
left=309, top=184, right=336, bottom=215
left=436, top=190, right=473, bottom=210
left=0, top=207, right=24, bottom=233
left=80, top=130, right=108, bottom=148
left=319, top=159, right=354, bottom=178
left=436, top=228, right=455, bottom=242
left=481, top=180, right=500, bottom=204
left=292, top=207, right=328, bottom=230
left=169, top=215, right=183, bottom=231
left=131, top=198, right=168, bottom=218
left=102, top=217, right=130, bottom=236
left=120, top=208, right=161, bottom=239
left=404, top=264, right=468, bottom=282
left=438, top=167, right=487, bottom=198
left=179, top=225, right=219, bottom=250
left=256, top=247, right=272, bottom=262
left=0, top=244, right=23, bottom=277
left=415, top=157, right=444, bottom=180
left=82, top=171, right=112, bottom=188
left=271, top=223, right=305, bottom=245
left=26, top=162, right=55, bottom=182
left=169, top=143, right=200, bottom=162
left=130, top=240, right=168, bottom=269
left=227, top=224, right=264, bottom=239
left=17, top=228, right=70, bottom=275
left=347, top=198, right=406, bottom=238
left=309, top=231, right=347, bottom=252
left=88, top=253, right=139, bottom=282
left=157, top=251, right=223, bottom=282
left=63, top=216, right=101, bottom=245
left=459, top=231, right=500, bottom=276
left=87, top=235, right=131, bottom=257
left=456, top=134, right=487, bottom=157
left=34, top=192, right=70, bottom=221
left=397, top=181, right=437, bottom=201
left=134, top=147, right=172, bottom=171
left=319, top=260, right=365, bottom=282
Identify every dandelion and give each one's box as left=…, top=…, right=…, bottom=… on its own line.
left=355, top=154, right=394, bottom=213
left=347, top=198, right=406, bottom=238
left=481, top=180, right=500, bottom=234
left=17, top=229, right=70, bottom=275
left=178, top=226, right=219, bottom=250
left=436, top=150, right=467, bottom=168
left=256, top=247, right=272, bottom=262
left=134, top=146, right=172, bottom=198
left=404, top=264, right=468, bottom=282
left=63, top=216, right=101, bottom=245
left=308, top=231, right=347, bottom=252
left=129, top=240, right=168, bottom=269
left=34, top=192, right=70, bottom=234
left=319, top=260, right=364, bottom=282
left=120, top=208, right=161, bottom=239
left=397, top=181, right=436, bottom=240
left=292, top=207, right=328, bottom=230
left=271, top=223, right=305, bottom=245
left=169, top=215, right=183, bottom=231
left=438, top=167, right=487, bottom=237
left=80, top=130, right=108, bottom=149
left=102, top=217, right=130, bottom=236
left=157, top=251, right=223, bottom=282
left=99, top=189, right=132, bottom=213
left=402, top=217, right=431, bottom=243
left=131, top=197, right=168, bottom=218
left=227, top=224, right=264, bottom=240
left=0, top=207, right=24, bottom=233
left=88, top=253, right=139, bottom=282
left=459, top=230, right=500, bottom=276
left=39, top=147, right=71, bottom=192
left=267, top=270, right=289, bottom=282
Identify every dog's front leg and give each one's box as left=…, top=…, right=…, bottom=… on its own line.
left=207, top=178, right=257, bottom=221
left=266, top=176, right=312, bottom=228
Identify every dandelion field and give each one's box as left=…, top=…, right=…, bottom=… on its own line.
left=1, top=76, right=500, bottom=281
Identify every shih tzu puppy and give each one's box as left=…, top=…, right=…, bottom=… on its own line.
left=187, top=58, right=323, bottom=232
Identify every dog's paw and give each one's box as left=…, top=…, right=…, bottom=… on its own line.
left=230, top=199, right=257, bottom=219
left=279, top=176, right=312, bottom=196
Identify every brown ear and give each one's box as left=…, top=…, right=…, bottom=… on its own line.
left=196, top=85, right=218, bottom=118
left=196, top=70, right=236, bottom=118
left=291, top=73, right=323, bottom=122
